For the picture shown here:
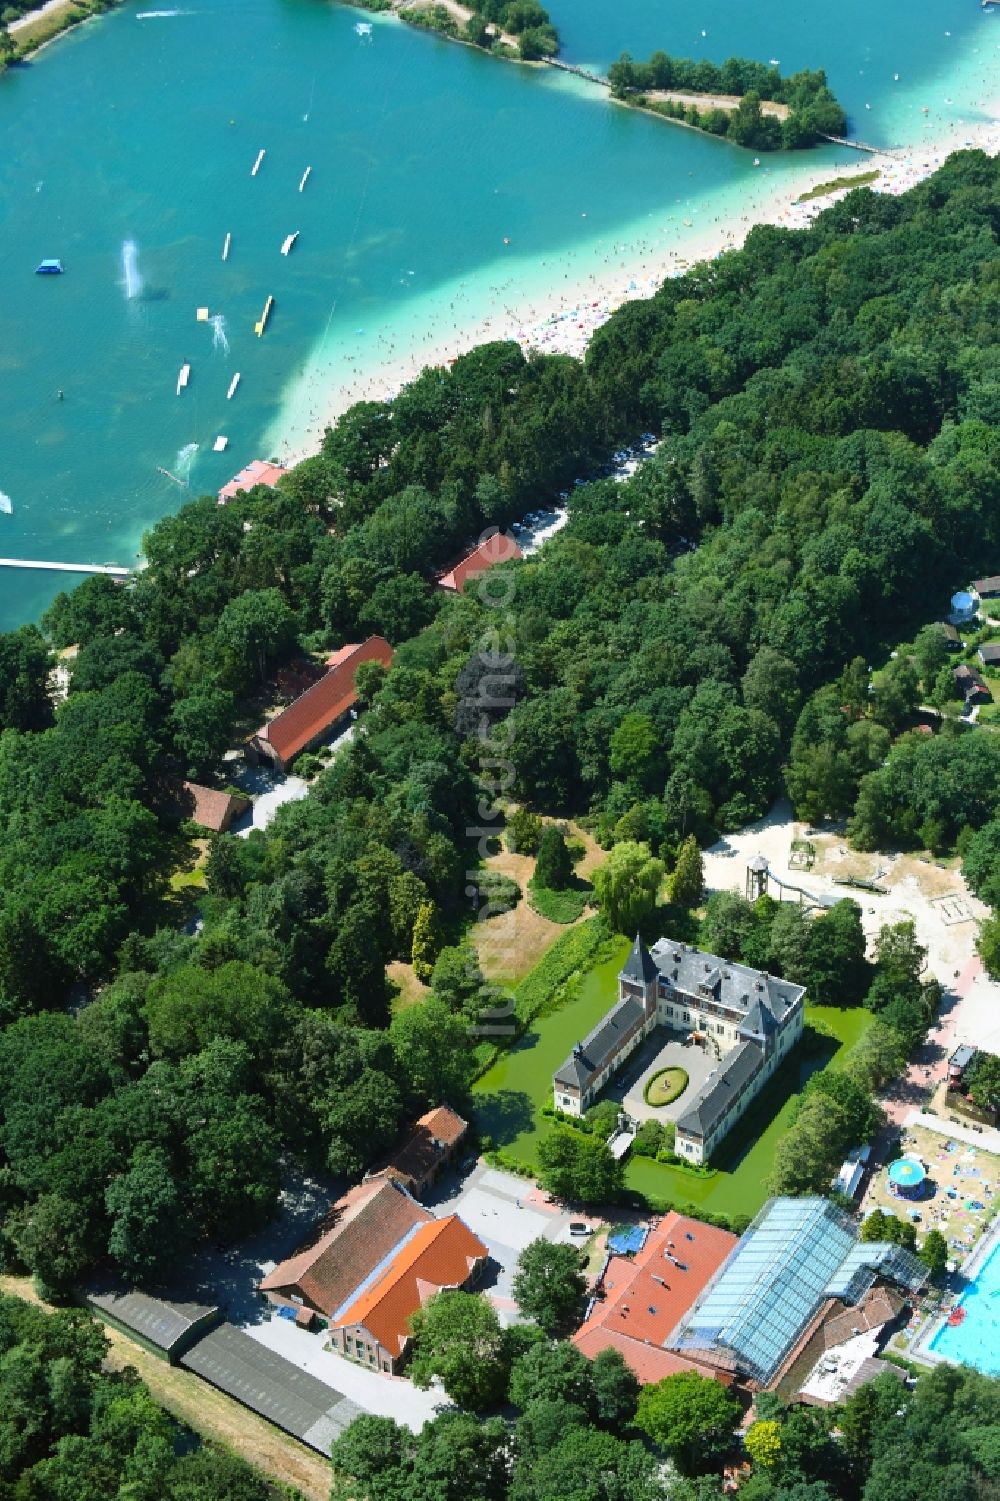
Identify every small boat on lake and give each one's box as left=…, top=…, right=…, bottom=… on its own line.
left=254, top=296, right=273, bottom=337
left=227, top=372, right=241, bottom=399
left=222, top=232, right=231, bottom=261
left=251, top=148, right=266, bottom=177
left=36, top=259, right=63, bottom=275
left=299, top=166, right=312, bottom=193
left=281, top=232, right=300, bottom=256
left=176, top=363, right=191, bottom=394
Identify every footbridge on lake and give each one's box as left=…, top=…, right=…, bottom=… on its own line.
left=820, top=134, right=903, bottom=158
left=0, top=558, right=131, bottom=577
left=544, top=58, right=609, bottom=88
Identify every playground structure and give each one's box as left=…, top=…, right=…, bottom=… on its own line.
left=745, top=855, right=836, bottom=911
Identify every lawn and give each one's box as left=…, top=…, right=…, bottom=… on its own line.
left=528, top=881, right=592, bottom=924
left=644, top=1067, right=688, bottom=1107
left=473, top=939, right=875, bottom=1222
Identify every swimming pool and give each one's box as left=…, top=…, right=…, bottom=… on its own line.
left=928, top=1229, right=1000, bottom=1375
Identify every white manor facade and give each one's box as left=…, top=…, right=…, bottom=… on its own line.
left=553, top=936, right=806, bottom=1164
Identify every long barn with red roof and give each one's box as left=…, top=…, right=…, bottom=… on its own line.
left=248, top=636, right=392, bottom=772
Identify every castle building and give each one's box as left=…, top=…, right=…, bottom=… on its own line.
left=552, top=935, right=806, bottom=1164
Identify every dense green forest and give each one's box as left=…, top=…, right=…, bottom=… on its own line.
left=0, top=150, right=999, bottom=1304
left=326, top=1339, right=1000, bottom=1501
left=0, top=1292, right=275, bottom=1500
left=607, top=52, right=847, bottom=149
left=396, top=0, right=559, bottom=61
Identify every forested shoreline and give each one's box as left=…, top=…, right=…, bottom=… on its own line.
left=0, top=147, right=999, bottom=1315
left=608, top=51, right=847, bottom=149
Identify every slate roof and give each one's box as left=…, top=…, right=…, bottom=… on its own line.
left=437, top=530, right=522, bottom=593
left=622, top=933, right=659, bottom=986
left=572, top=1212, right=738, bottom=1385
left=675, top=1041, right=764, bottom=1138
left=259, top=1175, right=433, bottom=1317
left=973, top=576, right=1000, bottom=596
left=86, top=1287, right=219, bottom=1356
left=648, top=940, right=805, bottom=1024
left=255, top=636, right=393, bottom=766
left=979, top=642, right=1000, bottom=665
left=332, top=1215, right=488, bottom=1356
left=180, top=1324, right=362, bottom=1454
left=554, top=994, right=647, bottom=1090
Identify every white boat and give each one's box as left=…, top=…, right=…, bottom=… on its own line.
left=227, top=372, right=241, bottom=400
left=299, top=165, right=312, bottom=193
left=176, top=363, right=191, bottom=395
left=251, top=148, right=266, bottom=177
left=281, top=231, right=300, bottom=256
left=222, top=232, right=231, bottom=261
left=213, top=435, right=229, bottom=452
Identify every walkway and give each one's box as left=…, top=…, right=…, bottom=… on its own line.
left=902, top=1107, right=1000, bottom=1158
left=0, top=557, right=130, bottom=577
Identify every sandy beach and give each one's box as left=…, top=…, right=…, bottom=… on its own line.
left=277, top=93, right=1000, bottom=467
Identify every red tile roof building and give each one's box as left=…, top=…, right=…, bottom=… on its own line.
left=436, top=530, right=522, bottom=593
left=331, top=1214, right=488, bottom=1375
left=259, top=1176, right=433, bottom=1320
left=572, top=1212, right=739, bottom=1386
left=218, top=459, right=288, bottom=505
left=249, top=636, right=393, bottom=771
left=181, top=781, right=250, bottom=834
left=372, top=1106, right=469, bottom=1198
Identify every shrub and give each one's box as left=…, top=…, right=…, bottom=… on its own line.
left=507, top=808, right=543, bottom=854
left=534, top=827, right=573, bottom=889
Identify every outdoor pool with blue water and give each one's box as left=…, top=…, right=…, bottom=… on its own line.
left=929, top=1228, right=1000, bottom=1375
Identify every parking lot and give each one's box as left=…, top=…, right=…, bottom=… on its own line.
left=428, top=1161, right=592, bottom=1319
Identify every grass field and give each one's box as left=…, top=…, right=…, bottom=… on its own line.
left=473, top=939, right=875, bottom=1221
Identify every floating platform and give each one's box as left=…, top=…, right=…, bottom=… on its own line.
left=299, top=166, right=312, bottom=193
left=36, top=259, right=63, bottom=275
left=213, top=436, right=229, bottom=453
left=227, top=372, right=241, bottom=400
left=222, top=232, right=231, bottom=261
left=196, top=306, right=210, bottom=322
left=176, top=363, right=191, bottom=394
left=251, top=148, right=266, bottom=177
left=254, top=296, right=274, bottom=337
left=281, top=231, right=300, bottom=256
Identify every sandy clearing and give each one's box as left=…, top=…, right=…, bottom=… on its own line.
left=645, top=88, right=789, bottom=120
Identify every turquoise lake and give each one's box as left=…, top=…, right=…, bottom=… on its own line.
left=0, top=0, right=995, bottom=630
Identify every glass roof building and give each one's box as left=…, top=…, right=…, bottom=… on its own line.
left=668, top=1198, right=926, bottom=1386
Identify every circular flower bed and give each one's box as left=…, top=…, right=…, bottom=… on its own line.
left=643, top=1067, right=689, bottom=1108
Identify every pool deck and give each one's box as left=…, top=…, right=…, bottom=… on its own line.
left=909, top=1211, right=1000, bottom=1370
